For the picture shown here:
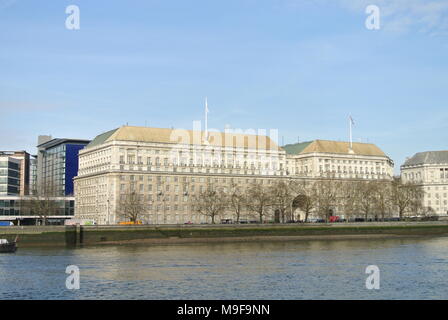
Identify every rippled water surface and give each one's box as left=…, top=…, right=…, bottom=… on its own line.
left=1, top=236, right=448, bottom=299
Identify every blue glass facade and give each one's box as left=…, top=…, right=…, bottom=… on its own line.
left=65, top=144, right=86, bottom=195
left=38, top=139, right=90, bottom=196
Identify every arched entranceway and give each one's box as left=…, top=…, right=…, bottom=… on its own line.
left=292, top=194, right=310, bottom=222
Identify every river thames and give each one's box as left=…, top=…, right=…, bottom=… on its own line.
left=1, top=236, right=448, bottom=299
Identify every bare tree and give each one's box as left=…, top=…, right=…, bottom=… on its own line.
left=271, top=180, right=296, bottom=223
left=339, top=180, right=359, bottom=222
left=372, top=180, right=393, bottom=221
left=192, top=184, right=227, bottom=224
left=118, top=190, right=147, bottom=223
left=228, top=182, right=246, bottom=223
left=408, top=184, right=425, bottom=217
left=314, top=179, right=341, bottom=222
left=391, top=177, right=424, bottom=219
left=356, top=181, right=378, bottom=221
left=21, top=184, right=59, bottom=225
left=245, top=182, right=273, bottom=223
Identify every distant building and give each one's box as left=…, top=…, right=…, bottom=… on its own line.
left=36, top=136, right=90, bottom=196
left=29, top=155, right=37, bottom=194
left=0, top=136, right=89, bottom=225
left=0, top=195, right=75, bottom=225
left=74, top=125, right=284, bottom=225
left=74, top=126, right=394, bottom=225
left=283, top=140, right=394, bottom=180
left=401, top=151, right=448, bottom=215
left=0, top=151, right=31, bottom=196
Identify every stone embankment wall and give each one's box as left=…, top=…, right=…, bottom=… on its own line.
left=1, top=221, right=448, bottom=247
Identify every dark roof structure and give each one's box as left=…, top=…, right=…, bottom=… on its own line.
left=37, top=138, right=91, bottom=149
left=402, top=151, right=448, bottom=167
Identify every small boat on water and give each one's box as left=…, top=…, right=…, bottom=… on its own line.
left=0, top=237, right=18, bottom=253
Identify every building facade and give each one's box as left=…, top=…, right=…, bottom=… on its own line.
left=29, top=155, right=37, bottom=194
left=74, top=126, right=285, bottom=225
left=0, top=196, right=75, bottom=225
left=0, top=151, right=31, bottom=196
left=37, top=137, right=90, bottom=196
left=0, top=137, right=90, bottom=225
left=74, top=126, right=394, bottom=225
left=283, top=140, right=394, bottom=180
left=401, top=151, right=448, bottom=215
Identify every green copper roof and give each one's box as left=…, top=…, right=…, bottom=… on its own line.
left=282, top=141, right=313, bottom=155
left=86, top=128, right=119, bottom=149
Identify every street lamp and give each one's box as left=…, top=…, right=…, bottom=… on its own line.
left=107, top=198, right=110, bottom=225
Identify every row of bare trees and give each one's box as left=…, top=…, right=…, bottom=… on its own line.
left=117, top=177, right=428, bottom=224
left=189, top=177, right=427, bottom=224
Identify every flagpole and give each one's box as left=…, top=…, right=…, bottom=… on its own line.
left=205, top=97, right=208, bottom=142
left=349, top=115, right=353, bottom=150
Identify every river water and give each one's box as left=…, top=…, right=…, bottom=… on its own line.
left=1, top=236, right=448, bottom=299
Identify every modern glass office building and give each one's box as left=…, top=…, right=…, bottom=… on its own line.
left=0, top=151, right=31, bottom=196
left=0, top=157, right=20, bottom=195
left=0, top=196, right=75, bottom=225
left=37, top=138, right=90, bottom=196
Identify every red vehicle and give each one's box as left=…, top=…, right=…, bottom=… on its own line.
left=329, top=216, right=340, bottom=223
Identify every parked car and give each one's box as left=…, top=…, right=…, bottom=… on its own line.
left=329, top=216, right=340, bottom=223
left=421, top=216, right=438, bottom=221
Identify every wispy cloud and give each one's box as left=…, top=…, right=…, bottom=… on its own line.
left=354, top=0, right=448, bottom=35
left=0, top=0, right=17, bottom=10
left=287, top=0, right=448, bottom=35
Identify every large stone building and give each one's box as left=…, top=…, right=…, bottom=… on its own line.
left=74, top=126, right=394, bottom=225
left=74, top=126, right=285, bottom=225
left=283, top=140, right=394, bottom=180
left=401, top=151, right=448, bottom=215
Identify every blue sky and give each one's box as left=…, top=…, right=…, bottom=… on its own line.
left=1, top=0, right=448, bottom=173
